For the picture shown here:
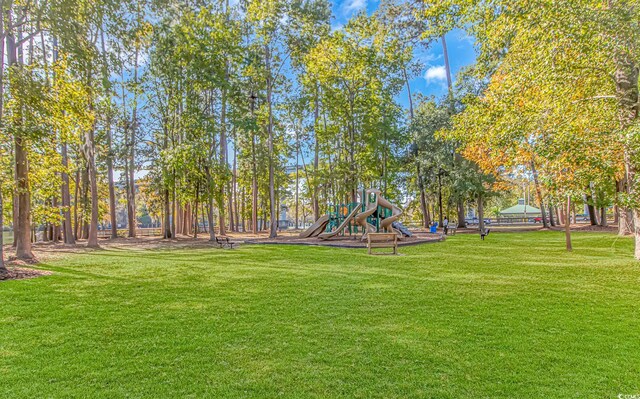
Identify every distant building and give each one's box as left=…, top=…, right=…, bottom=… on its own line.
left=278, top=205, right=289, bottom=230
left=500, top=199, right=541, bottom=218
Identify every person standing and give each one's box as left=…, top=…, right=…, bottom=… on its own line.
left=443, top=216, right=449, bottom=235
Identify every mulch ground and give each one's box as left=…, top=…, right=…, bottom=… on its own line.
left=245, top=232, right=444, bottom=248
left=569, top=224, right=619, bottom=233
left=0, top=224, right=623, bottom=271
left=0, top=265, right=52, bottom=281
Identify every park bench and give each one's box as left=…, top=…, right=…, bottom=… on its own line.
left=215, top=236, right=236, bottom=249
left=367, top=232, right=398, bottom=255
left=448, top=225, right=457, bottom=236
left=480, top=229, right=491, bottom=240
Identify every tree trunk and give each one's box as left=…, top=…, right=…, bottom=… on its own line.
left=456, top=199, right=466, bottom=228
left=164, top=188, right=171, bottom=239
left=441, top=35, right=453, bottom=99
left=613, top=181, right=620, bottom=226
left=194, top=184, right=199, bottom=239
left=530, top=160, right=549, bottom=228
left=263, top=206, right=268, bottom=232
left=437, top=173, right=443, bottom=226
left=81, top=165, right=90, bottom=240
left=431, top=203, right=436, bottom=226
left=417, top=164, right=429, bottom=228
left=251, top=135, right=258, bottom=234
left=126, top=123, right=136, bottom=237
left=0, top=8, right=5, bottom=274
left=127, top=151, right=136, bottom=237
left=599, top=207, right=608, bottom=227
left=99, top=30, right=117, bottom=240
left=207, top=202, right=216, bottom=241
left=241, top=187, right=246, bottom=232
left=248, top=93, right=259, bottom=234
left=171, top=186, right=176, bottom=237
left=621, top=209, right=633, bottom=235
left=616, top=179, right=631, bottom=235
left=12, top=191, right=17, bottom=248
left=420, top=187, right=429, bottom=228
left=403, top=67, right=414, bottom=119
left=633, top=209, right=640, bottom=260
left=227, top=181, right=234, bottom=232
left=266, top=45, right=277, bottom=239
left=73, top=168, right=80, bottom=240
left=478, top=194, right=485, bottom=235
left=127, top=46, right=139, bottom=239
left=59, top=134, right=74, bottom=243
left=406, top=65, right=428, bottom=229
left=227, top=132, right=234, bottom=231
left=43, top=222, right=49, bottom=242
left=586, top=200, right=597, bottom=226
left=557, top=206, right=564, bottom=225
left=182, top=203, right=190, bottom=236
left=176, top=199, right=182, bottom=235
left=548, top=205, right=556, bottom=227
left=14, top=135, right=32, bottom=259
left=84, top=114, right=100, bottom=248
left=52, top=197, right=60, bottom=243
left=7, top=18, right=32, bottom=259
left=162, top=131, right=171, bottom=239
left=565, top=195, right=572, bottom=251
left=207, top=171, right=216, bottom=241
left=0, top=25, right=18, bottom=247
left=219, top=84, right=228, bottom=236
left=8, top=19, right=16, bottom=249
left=614, top=54, right=639, bottom=255
left=295, top=129, right=300, bottom=229
left=313, top=124, right=320, bottom=221
left=105, top=123, right=117, bottom=239
left=233, top=130, right=239, bottom=231
left=201, top=203, right=207, bottom=233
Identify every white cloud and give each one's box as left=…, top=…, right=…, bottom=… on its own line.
left=424, top=65, right=447, bottom=83
left=342, top=0, right=367, bottom=14
left=421, top=52, right=442, bottom=64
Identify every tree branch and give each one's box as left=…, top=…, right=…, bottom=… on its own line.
left=16, top=29, right=39, bottom=47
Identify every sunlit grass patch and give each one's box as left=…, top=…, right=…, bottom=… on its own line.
left=1, top=231, right=638, bottom=398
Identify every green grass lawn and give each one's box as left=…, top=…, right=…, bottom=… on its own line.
left=1, top=231, right=639, bottom=398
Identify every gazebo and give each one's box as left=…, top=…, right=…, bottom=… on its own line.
left=499, top=199, right=541, bottom=220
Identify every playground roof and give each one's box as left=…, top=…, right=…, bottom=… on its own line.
left=499, top=204, right=542, bottom=216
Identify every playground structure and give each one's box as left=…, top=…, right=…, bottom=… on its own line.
left=300, top=189, right=412, bottom=241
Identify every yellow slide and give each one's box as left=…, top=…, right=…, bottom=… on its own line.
left=318, top=205, right=362, bottom=240
left=299, top=215, right=330, bottom=238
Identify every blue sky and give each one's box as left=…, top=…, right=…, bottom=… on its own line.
left=331, top=0, right=477, bottom=107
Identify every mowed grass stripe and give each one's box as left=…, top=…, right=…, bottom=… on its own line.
left=1, top=231, right=638, bottom=398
